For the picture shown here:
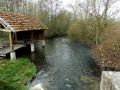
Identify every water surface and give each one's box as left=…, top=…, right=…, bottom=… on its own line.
left=18, top=37, right=100, bottom=90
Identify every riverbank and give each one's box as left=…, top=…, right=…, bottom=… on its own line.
left=0, top=58, right=36, bottom=90
left=68, top=24, right=120, bottom=70
left=92, top=26, right=120, bottom=70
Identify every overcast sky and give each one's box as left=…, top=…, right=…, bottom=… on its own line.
left=32, top=0, right=75, bottom=11
left=32, top=0, right=120, bottom=18
left=32, top=0, right=74, bottom=8
left=33, top=0, right=74, bottom=5
left=61, top=0, right=74, bottom=6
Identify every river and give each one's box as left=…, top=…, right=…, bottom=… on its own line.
left=17, top=37, right=101, bottom=90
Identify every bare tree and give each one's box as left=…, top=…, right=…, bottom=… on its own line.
left=79, top=0, right=120, bottom=45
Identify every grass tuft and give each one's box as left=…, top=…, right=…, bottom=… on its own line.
left=0, top=58, right=36, bottom=90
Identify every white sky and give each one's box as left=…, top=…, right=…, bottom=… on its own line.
left=61, top=0, right=75, bottom=10
left=32, top=0, right=120, bottom=19
left=62, top=0, right=74, bottom=6
left=32, top=0, right=74, bottom=4
left=32, top=0, right=75, bottom=11
left=32, top=0, right=74, bottom=8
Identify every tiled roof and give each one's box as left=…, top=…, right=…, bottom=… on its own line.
left=0, top=11, right=48, bottom=32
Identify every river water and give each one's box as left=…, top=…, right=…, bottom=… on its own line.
left=17, top=37, right=101, bottom=90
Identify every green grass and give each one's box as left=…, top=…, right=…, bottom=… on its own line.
left=0, top=58, right=36, bottom=90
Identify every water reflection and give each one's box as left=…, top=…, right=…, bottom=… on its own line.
left=31, top=43, right=47, bottom=71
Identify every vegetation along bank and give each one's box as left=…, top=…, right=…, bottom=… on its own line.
left=0, top=58, right=36, bottom=90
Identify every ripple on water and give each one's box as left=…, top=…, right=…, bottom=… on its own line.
left=19, top=37, right=100, bottom=90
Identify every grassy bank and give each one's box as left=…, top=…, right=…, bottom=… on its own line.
left=0, top=58, right=36, bottom=90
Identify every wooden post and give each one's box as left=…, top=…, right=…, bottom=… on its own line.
left=15, top=33, right=18, bottom=41
left=0, top=24, right=1, bottom=36
left=9, top=32, right=14, bottom=53
left=42, top=31, right=45, bottom=47
left=9, top=31, right=16, bottom=60
left=31, top=31, right=34, bottom=44
left=31, top=31, right=34, bottom=52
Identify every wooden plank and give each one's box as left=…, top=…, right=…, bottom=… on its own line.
left=38, top=30, right=45, bottom=40
left=0, top=44, right=25, bottom=56
left=33, top=30, right=45, bottom=40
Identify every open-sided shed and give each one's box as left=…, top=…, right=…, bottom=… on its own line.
left=0, top=11, right=48, bottom=60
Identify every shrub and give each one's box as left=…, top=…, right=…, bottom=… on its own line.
left=68, top=16, right=116, bottom=45
left=68, top=18, right=98, bottom=45
left=92, top=25, right=120, bottom=69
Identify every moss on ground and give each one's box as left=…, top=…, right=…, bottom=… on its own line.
left=80, top=76, right=100, bottom=90
left=0, top=58, right=36, bottom=90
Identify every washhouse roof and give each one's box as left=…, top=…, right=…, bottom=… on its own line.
left=0, top=11, right=48, bottom=32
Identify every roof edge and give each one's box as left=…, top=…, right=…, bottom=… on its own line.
left=0, top=17, right=15, bottom=33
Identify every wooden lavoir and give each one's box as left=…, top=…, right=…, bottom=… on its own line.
left=0, top=11, right=48, bottom=60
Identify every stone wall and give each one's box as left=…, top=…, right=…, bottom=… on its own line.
left=100, top=71, right=120, bottom=90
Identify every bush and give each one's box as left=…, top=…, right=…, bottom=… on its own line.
left=45, top=10, right=71, bottom=38
left=68, top=16, right=116, bottom=45
left=92, top=25, right=120, bottom=69
left=0, top=58, right=36, bottom=90
left=68, top=18, right=98, bottom=45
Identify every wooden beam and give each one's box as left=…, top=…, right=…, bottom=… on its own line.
left=9, top=32, right=14, bottom=53
left=0, top=21, right=7, bottom=29
left=0, top=29, right=11, bottom=32
left=0, top=21, right=12, bottom=32
left=15, top=29, right=46, bottom=32
left=0, top=22, right=11, bottom=32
